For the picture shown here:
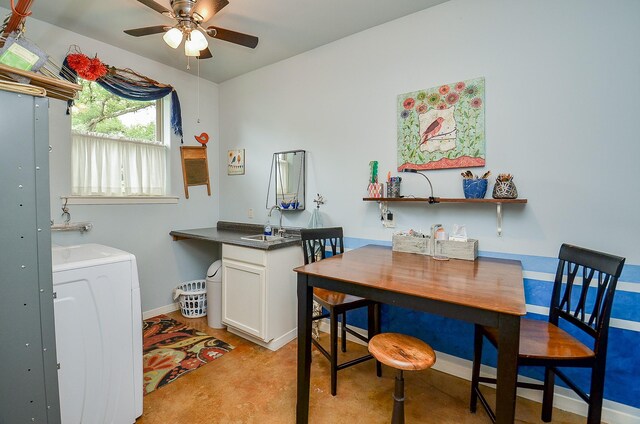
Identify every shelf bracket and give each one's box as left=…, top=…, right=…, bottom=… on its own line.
left=496, top=202, right=503, bottom=237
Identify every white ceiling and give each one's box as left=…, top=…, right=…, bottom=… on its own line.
left=17, top=0, right=447, bottom=83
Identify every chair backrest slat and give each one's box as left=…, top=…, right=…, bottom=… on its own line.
left=573, top=266, right=596, bottom=322
left=550, top=244, right=625, bottom=352
left=300, top=227, right=344, bottom=265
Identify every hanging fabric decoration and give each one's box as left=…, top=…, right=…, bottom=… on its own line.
left=60, top=47, right=184, bottom=142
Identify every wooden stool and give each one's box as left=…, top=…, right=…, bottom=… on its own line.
left=368, top=333, right=436, bottom=424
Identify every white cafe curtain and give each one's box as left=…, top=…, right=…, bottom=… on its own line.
left=72, top=132, right=166, bottom=196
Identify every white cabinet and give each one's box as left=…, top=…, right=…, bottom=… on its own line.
left=222, top=259, right=266, bottom=338
left=222, top=243, right=302, bottom=351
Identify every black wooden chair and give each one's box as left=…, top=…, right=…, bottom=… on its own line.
left=300, top=227, right=381, bottom=396
left=470, top=243, right=625, bottom=423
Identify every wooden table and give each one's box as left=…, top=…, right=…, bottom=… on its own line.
left=293, top=245, right=525, bottom=424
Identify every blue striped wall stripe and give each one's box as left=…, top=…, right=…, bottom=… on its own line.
left=344, top=237, right=639, bottom=279
left=345, top=237, right=391, bottom=249
left=480, top=250, right=640, bottom=283
left=524, top=277, right=640, bottom=326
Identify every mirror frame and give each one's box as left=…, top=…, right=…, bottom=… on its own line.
left=274, top=149, right=306, bottom=211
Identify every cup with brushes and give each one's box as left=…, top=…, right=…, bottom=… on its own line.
left=461, top=170, right=491, bottom=199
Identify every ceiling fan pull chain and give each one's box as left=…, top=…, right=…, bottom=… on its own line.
left=197, top=58, right=200, bottom=123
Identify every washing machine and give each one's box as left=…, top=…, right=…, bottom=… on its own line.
left=52, top=244, right=143, bottom=424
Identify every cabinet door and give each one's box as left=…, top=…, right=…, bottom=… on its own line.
left=222, top=259, right=267, bottom=340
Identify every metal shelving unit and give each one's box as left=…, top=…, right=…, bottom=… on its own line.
left=0, top=90, right=61, bottom=423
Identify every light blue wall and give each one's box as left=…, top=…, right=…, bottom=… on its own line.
left=218, top=0, right=640, bottom=263
left=216, top=0, right=640, bottom=412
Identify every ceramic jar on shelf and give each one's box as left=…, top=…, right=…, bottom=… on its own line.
left=492, top=174, right=518, bottom=199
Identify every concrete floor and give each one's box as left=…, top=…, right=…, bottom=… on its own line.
left=137, top=311, right=586, bottom=424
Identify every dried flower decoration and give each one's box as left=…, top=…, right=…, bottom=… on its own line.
left=85, top=57, right=108, bottom=80
left=66, top=53, right=90, bottom=73
left=66, top=52, right=108, bottom=81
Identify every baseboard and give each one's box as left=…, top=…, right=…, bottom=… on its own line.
left=143, top=303, right=179, bottom=320
left=317, top=320, right=640, bottom=423
left=226, top=326, right=297, bottom=352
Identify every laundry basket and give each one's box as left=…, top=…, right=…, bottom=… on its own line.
left=174, top=280, right=207, bottom=318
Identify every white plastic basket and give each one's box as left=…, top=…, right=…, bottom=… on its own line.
left=174, top=280, right=207, bottom=318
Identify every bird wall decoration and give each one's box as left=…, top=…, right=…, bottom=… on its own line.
left=195, top=132, right=210, bottom=146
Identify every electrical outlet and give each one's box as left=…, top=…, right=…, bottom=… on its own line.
left=248, top=208, right=254, bottom=219
left=383, top=211, right=395, bottom=228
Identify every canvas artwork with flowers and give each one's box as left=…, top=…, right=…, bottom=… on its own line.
left=397, top=77, right=485, bottom=171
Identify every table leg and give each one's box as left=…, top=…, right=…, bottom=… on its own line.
left=495, top=314, right=520, bottom=424
left=369, top=303, right=382, bottom=377
left=296, top=274, right=313, bottom=424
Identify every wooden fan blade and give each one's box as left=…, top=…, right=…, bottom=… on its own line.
left=206, top=26, right=259, bottom=49
left=193, top=0, right=229, bottom=22
left=197, top=47, right=213, bottom=59
left=136, top=0, right=171, bottom=15
left=124, top=25, right=169, bottom=37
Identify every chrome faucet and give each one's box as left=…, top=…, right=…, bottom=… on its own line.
left=268, top=205, right=285, bottom=236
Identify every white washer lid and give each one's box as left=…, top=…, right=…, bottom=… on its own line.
left=52, top=243, right=135, bottom=272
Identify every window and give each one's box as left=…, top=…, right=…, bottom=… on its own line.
left=71, top=80, right=168, bottom=196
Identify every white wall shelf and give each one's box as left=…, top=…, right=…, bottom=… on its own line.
left=363, top=197, right=528, bottom=236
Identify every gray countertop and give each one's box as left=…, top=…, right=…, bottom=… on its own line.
left=170, top=221, right=302, bottom=251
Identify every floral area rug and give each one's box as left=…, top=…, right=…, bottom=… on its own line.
left=143, top=314, right=234, bottom=395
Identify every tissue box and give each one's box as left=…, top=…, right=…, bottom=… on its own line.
left=434, top=239, right=478, bottom=261
left=392, top=234, right=478, bottom=261
left=392, top=234, right=431, bottom=255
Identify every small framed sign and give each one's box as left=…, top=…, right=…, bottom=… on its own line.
left=227, top=149, right=245, bottom=175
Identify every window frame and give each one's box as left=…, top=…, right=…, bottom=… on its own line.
left=69, top=81, right=173, bottom=201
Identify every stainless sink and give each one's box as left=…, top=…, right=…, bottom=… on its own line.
left=240, top=234, right=285, bottom=242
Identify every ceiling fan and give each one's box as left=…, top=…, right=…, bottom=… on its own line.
left=124, top=0, right=259, bottom=59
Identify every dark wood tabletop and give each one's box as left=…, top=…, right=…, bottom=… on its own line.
left=294, top=244, right=526, bottom=424
left=294, top=244, right=526, bottom=316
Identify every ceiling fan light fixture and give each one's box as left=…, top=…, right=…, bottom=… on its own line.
left=184, top=40, right=202, bottom=57
left=163, top=27, right=183, bottom=49
left=189, top=29, right=208, bottom=50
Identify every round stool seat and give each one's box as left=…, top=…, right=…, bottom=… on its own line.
left=368, top=333, right=436, bottom=371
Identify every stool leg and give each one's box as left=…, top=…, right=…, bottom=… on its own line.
left=391, top=369, right=405, bottom=424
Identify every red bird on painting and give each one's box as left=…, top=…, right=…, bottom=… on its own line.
left=421, top=117, right=444, bottom=144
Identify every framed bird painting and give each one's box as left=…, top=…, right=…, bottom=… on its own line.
left=397, top=77, right=485, bottom=171
left=227, top=149, right=245, bottom=175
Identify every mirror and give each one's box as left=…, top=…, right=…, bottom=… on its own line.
left=275, top=150, right=305, bottom=210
